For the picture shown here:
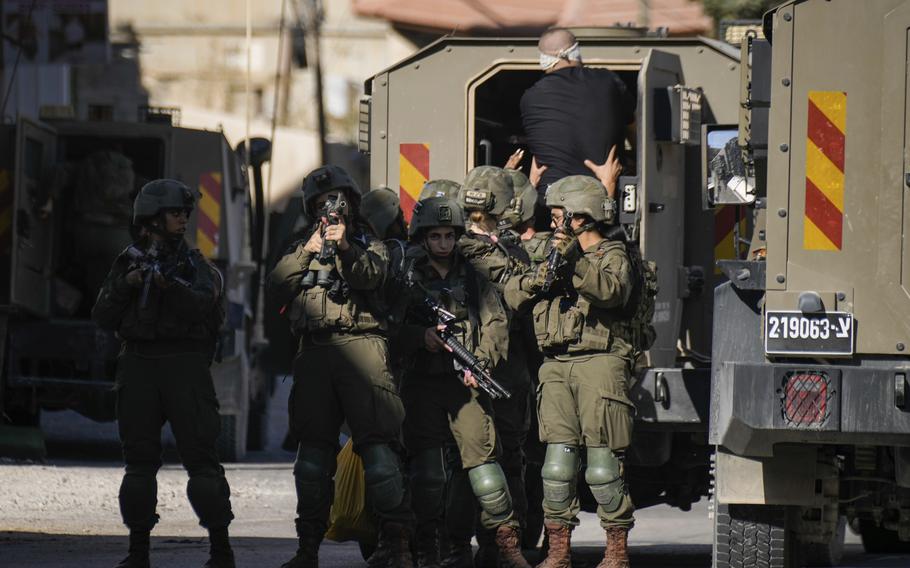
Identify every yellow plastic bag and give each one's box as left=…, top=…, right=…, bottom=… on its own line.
left=325, top=439, right=377, bottom=543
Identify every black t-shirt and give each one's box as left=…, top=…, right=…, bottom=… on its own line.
left=520, top=66, right=635, bottom=190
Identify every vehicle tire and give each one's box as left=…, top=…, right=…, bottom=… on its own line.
left=801, top=516, right=845, bottom=566
left=859, top=519, right=910, bottom=553
left=246, top=371, right=273, bottom=451
left=217, top=406, right=249, bottom=462
left=714, top=504, right=794, bottom=568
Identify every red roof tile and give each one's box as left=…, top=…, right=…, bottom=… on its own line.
left=353, top=0, right=713, bottom=36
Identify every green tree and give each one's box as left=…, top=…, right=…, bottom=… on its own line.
left=702, top=0, right=780, bottom=22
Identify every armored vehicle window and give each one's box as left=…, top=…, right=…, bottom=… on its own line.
left=472, top=67, right=638, bottom=175
left=56, top=135, right=165, bottom=318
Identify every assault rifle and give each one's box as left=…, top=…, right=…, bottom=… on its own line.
left=411, top=283, right=511, bottom=400
left=317, top=195, right=347, bottom=262
left=540, top=213, right=573, bottom=293
left=405, top=263, right=512, bottom=399
left=124, top=242, right=193, bottom=307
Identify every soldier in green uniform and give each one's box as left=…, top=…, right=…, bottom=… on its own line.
left=503, top=170, right=551, bottom=266
left=502, top=168, right=550, bottom=549
left=269, top=165, right=413, bottom=568
left=455, top=166, right=533, bottom=567
left=395, top=196, right=530, bottom=568
left=92, top=179, right=235, bottom=568
left=504, top=172, right=635, bottom=568
left=362, top=187, right=408, bottom=242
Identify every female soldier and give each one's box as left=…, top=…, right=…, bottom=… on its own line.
left=396, top=196, right=530, bottom=568
left=93, top=179, right=234, bottom=568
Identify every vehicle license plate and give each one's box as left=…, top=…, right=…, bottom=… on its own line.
left=764, top=311, right=854, bottom=356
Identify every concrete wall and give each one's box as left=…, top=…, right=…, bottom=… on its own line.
left=107, top=0, right=420, bottom=204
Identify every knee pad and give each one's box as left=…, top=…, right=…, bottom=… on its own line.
left=409, top=448, right=446, bottom=522
left=119, top=470, right=159, bottom=530
left=540, top=443, right=579, bottom=510
left=187, top=472, right=234, bottom=528
left=294, top=446, right=336, bottom=518
left=360, top=444, right=405, bottom=514
left=584, top=447, right=624, bottom=514
left=467, top=462, right=513, bottom=519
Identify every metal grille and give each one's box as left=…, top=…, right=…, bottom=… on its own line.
left=358, top=96, right=371, bottom=154
left=780, top=372, right=832, bottom=428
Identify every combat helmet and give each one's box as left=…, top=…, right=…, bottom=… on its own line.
left=408, top=196, right=465, bottom=240
left=361, top=187, right=402, bottom=238
left=545, top=175, right=616, bottom=224
left=418, top=179, right=462, bottom=202
left=133, top=179, right=198, bottom=225
left=502, top=169, right=536, bottom=227
left=302, top=164, right=362, bottom=219
left=459, top=166, right=514, bottom=216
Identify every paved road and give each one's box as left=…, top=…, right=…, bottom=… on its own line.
left=1, top=378, right=908, bottom=567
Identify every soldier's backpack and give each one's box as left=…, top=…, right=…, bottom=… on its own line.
left=620, top=241, right=659, bottom=357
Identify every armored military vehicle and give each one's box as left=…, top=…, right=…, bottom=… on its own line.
left=0, top=116, right=268, bottom=461
left=360, top=25, right=744, bottom=533
left=710, top=1, right=910, bottom=566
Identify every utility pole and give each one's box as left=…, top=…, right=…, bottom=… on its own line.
left=309, top=0, right=328, bottom=164
left=638, top=0, right=650, bottom=29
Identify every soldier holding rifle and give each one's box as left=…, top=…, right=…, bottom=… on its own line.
left=392, top=195, right=531, bottom=568
left=92, top=179, right=234, bottom=568
left=269, top=165, right=413, bottom=568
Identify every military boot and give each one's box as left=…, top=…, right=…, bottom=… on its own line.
left=116, top=529, right=151, bottom=568
left=438, top=537, right=473, bottom=568
left=279, top=519, right=323, bottom=568
left=114, top=555, right=150, bottom=568
left=594, top=527, right=629, bottom=568
left=534, top=522, right=571, bottom=568
left=369, top=521, right=414, bottom=568
left=414, top=522, right=441, bottom=568
left=495, top=525, right=531, bottom=568
left=204, top=526, right=235, bottom=568
left=203, top=553, right=235, bottom=568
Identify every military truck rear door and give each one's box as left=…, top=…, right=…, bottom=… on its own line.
left=11, top=118, right=57, bottom=317
left=637, top=50, right=686, bottom=368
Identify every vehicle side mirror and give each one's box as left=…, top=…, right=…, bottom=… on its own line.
left=701, top=124, right=755, bottom=208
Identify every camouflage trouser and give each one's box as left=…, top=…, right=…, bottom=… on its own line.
left=290, top=334, right=405, bottom=451
left=401, top=372, right=497, bottom=469
left=402, top=372, right=510, bottom=530
left=116, top=350, right=233, bottom=531
left=442, top=332, right=531, bottom=551
left=289, top=333, right=411, bottom=526
left=537, top=353, right=635, bottom=529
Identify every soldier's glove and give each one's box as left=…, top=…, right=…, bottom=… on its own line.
left=554, top=234, right=580, bottom=262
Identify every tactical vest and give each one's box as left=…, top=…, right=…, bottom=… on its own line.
left=113, top=246, right=219, bottom=350
left=287, top=244, right=385, bottom=335
left=532, top=240, right=633, bottom=356
left=406, top=258, right=482, bottom=375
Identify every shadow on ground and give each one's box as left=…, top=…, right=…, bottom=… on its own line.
left=4, top=532, right=910, bottom=568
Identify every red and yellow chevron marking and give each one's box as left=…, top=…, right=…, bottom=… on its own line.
left=0, top=169, right=11, bottom=253
left=714, top=205, right=747, bottom=274
left=196, top=172, right=222, bottom=258
left=399, top=143, right=429, bottom=223
left=804, top=91, right=846, bottom=251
